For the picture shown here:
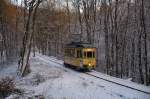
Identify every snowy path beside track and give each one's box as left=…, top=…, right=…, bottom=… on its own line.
left=35, top=53, right=150, bottom=99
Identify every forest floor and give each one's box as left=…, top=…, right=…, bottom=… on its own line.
left=0, top=53, right=150, bottom=99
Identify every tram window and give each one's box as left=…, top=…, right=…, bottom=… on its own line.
left=70, top=49, right=75, bottom=57
left=87, top=51, right=92, bottom=58
left=65, top=49, right=68, bottom=56
left=77, top=49, right=82, bottom=58
left=65, top=49, right=75, bottom=57
left=84, top=52, right=86, bottom=58
left=93, top=52, right=95, bottom=58
left=70, top=49, right=74, bottom=56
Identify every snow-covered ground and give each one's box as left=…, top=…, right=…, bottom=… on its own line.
left=0, top=53, right=150, bottom=99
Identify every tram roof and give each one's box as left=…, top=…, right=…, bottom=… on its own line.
left=65, top=42, right=95, bottom=48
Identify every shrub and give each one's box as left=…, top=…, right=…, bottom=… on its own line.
left=0, top=77, right=15, bottom=98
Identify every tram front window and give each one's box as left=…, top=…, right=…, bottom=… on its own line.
left=84, top=51, right=95, bottom=58
left=87, top=51, right=92, bottom=58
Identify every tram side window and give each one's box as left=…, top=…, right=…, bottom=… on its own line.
left=70, top=49, right=75, bottom=57
left=65, top=49, right=68, bottom=56
left=65, top=49, right=75, bottom=57
left=77, top=49, right=82, bottom=58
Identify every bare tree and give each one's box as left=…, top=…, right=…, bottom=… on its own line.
left=140, top=0, right=148, bottom=85
left=18, top=0, right=43, bottom=76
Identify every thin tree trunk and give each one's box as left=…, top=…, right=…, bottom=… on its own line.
left=138, top=31, right=144, bottom=84
left=140, top=0, right=148, bottom=85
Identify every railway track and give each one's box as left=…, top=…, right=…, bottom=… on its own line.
left=37, top=55, right=150, bottom=95
left=85, top=72, right=150, bottom=95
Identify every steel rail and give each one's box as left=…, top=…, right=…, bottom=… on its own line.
left=85, top=72, right=150, bottom=95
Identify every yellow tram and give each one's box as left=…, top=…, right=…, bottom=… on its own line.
left=64, top=42, right=96, bottom=70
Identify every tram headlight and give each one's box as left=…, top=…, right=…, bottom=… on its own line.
left=88, top=63, right=91, bottom=66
